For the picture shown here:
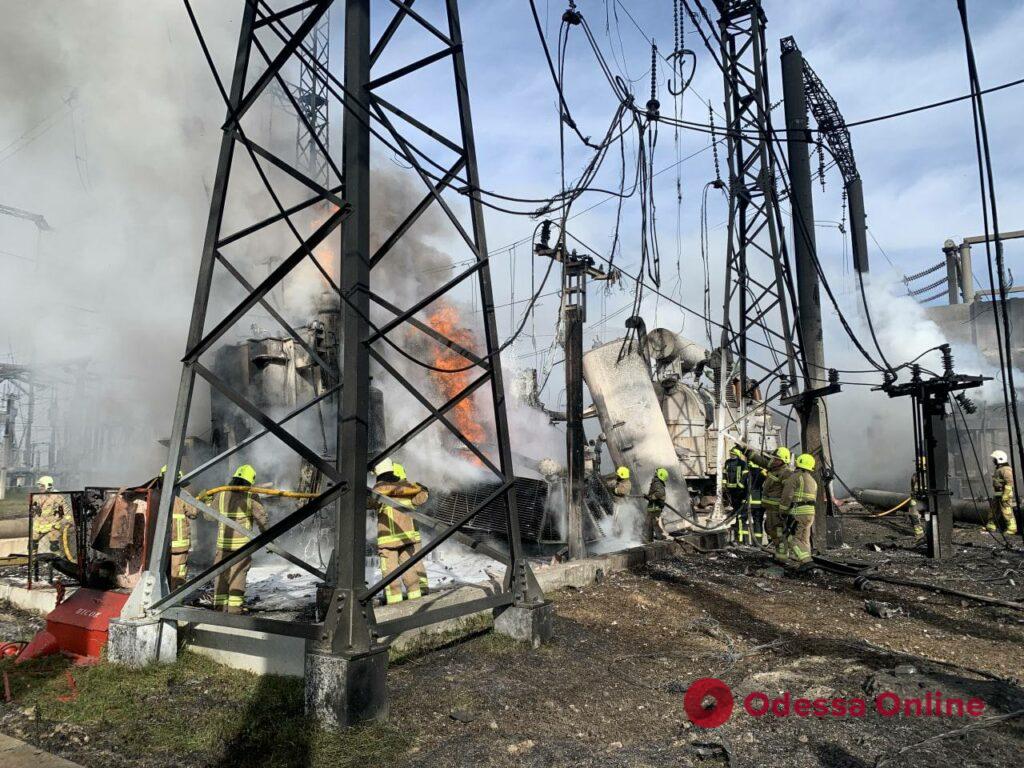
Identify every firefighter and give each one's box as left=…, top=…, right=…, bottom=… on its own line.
left=747, top=455, right=768, bottom=545
left=153, top=465, right=200, bottom=590
left=370, top=458, right=429, bottom=605
left=644, top=468, right=671, bottom=542
left=605, top=466, right=633, bottom=538
left=989, top=450, right=1017, bottom=535
left=906, top=456, right=925, bottom=539
left=723, top=448, right=750, bottom=544
left=212, top=465, right=268, bottom=613
left=605, top=466, right=632, bottom=498
left=781, top=453, right=818, bottom=567
left=743, top=446, right=793, bottom=562
left=30, top=476, right=70, bottom=559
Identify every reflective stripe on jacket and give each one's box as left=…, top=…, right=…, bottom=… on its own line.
left=647, top=478, right=666, bottom=514
left=216, top=490, right=266, bottom=551
left=171, top=498, right=192, bottom=553
left=372, top=480, right=428, bottom=548
left=747, top=450, right=790, bottom=506
left=723, top=458, right=747, bottom=489
left=781, top=469, right=817, bottom=516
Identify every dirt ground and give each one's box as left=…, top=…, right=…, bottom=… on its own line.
left=1, top=508, right=1023, bottom=767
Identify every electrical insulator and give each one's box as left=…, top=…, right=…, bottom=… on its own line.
left=955, top=392, right=977, bottom=415
left=828, top=368, right=839, bottom=387
left=538, top=219, right=552, bottom=250
left=647, top=43, right=660, bottom=118
left=779, top=374, right=790, bottom=399
left=940, top=344, right=954, bottom=377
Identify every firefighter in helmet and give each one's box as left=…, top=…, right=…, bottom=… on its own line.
left=370, top=458, right=430, bottom=604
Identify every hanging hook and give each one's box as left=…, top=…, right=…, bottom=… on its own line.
left=667, top=48, right=697, bottom=95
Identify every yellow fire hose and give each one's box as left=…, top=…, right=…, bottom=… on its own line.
left=61, top=524, right=75, bottom=562
left=870, top=497, right=910, bottom=518
left=197, top=485, right=319, bottom=501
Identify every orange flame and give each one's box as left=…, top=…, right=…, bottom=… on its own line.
left=427, top=303, right=488, bottom=459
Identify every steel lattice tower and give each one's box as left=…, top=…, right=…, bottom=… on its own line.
left=296, top=6, right=330, bottom=186
left=111, top=0, right=548, bottom=726
left=714, top=0, right=800, bottom=401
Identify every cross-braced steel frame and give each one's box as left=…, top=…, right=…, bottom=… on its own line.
left=682, top=0, right=802, bottom=401
left=296, top=5, right=330, bottom=186
left=121, top=0, right=544, bottom=654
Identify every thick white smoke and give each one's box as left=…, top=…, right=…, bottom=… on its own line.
left=823, top=275, right=1022, bottom=492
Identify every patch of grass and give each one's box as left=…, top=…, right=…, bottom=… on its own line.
left=1, top=652, right=410, bottom=768
left=470, top=631, right=518, bottom=656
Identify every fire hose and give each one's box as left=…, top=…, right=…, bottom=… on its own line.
left=870, top=497, right=910, bottom=518
left=196, top=486, right=319, bottom=501
left=631, top=496, right=739, bottom=533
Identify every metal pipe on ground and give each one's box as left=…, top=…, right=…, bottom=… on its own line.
left=0, top=519, right=28, bottom=540
left=850, top=488, right=988, bottom=525
left=856, top=572, right=1024, bottom=612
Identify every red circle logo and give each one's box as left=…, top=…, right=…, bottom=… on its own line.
left=684, top=677, right=734, bottom=728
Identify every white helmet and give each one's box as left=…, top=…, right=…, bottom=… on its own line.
left=991, top=450, right=1009, bottom=465
left=373, top=458, right=394, bottom=476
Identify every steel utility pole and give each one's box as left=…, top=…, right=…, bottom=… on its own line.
left=795, top=40, right=868, bottom=277
left=780, top=37, right=837, bottom=550
left=0, top=395, right=15, bottom=500
left=564, top=257, right=586, bottom=560
left=22, top=380, right=34, bottom=471
left=536, top=223, right=609, bottom=560
left=881, top=350, right=986, bottom=559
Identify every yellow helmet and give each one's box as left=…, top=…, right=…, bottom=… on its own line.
left=616, top=466, right=630, bottom=480
left=233, top=464, right=256, bottom=484
left=36, top=476, right=54, bottom=490
left=795, top=453, right=816, bottom=471
left=160, top=465, right=184, bottom=482
left=656, top=467, right=669, bottom=482
left=392, top=463, right=407, bottom=481
left=775, top=446, right=791, bottom=464
left=730, top=447, right=745, bottom=459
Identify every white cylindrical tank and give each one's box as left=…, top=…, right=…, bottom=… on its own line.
left=583, top=338, right=693, bottom=524
left=646, top=328, right=708, bottom=373
left=658, top=378, right=710, bottom=478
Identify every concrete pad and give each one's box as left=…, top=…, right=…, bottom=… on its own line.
left=107, top=618, right=177, bottom=667
left=493, top=601, right=553, bottom=648
left=0, top=580, right=61, bottom=616
left=0, top=733, right=84, bottom=768
left=0, top=538, right=28, bottom=558
left=180, top=540, right=684, bottom=677
left=304, top=646, right=388, bottom=727
left=186, top=623, right=308, bottom=677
